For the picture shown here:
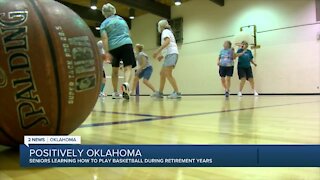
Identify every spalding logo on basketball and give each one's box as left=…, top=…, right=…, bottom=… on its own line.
left=0, top=0, right=102, bottom=146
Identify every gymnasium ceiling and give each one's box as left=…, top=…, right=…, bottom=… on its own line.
left=57, top=0, right=190, bottom=27
left=56, top=0, right=224, bottom=36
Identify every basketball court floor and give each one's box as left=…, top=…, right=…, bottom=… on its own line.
left=0, top=95, right=319, bottom=179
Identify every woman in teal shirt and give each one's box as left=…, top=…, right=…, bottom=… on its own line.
left=100, top=3, right=136, bottom=100
left=236, top=41, right=258, bottom=97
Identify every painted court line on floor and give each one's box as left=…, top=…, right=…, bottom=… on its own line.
left=92, top=110, right=162, bottom=118
left=80, top=101, right=320, bottom=128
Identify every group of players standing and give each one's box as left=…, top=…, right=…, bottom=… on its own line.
left=217, top=40, right=259, bottom=97
left=97, top=3, right=258, bottom=100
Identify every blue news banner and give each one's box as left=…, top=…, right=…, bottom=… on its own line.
left=20, top=145, right=320, bottom=167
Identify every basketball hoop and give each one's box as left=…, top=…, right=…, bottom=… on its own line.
left=234, top=25, right=261, bottom=49
left=233, top=31, right=254, bottom=48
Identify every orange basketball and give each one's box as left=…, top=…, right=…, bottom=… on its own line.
left=0, top=0, right=102, bottom=146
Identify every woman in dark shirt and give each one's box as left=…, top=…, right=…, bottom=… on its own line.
left=236, top=41, right=259, bottom=97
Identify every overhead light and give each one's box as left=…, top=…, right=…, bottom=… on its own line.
left=90, top=5, right=97, bottom=10
left=129, top=8, right=135, bottom=20
left=174, top=0, right=182, bottom=6
left=95, top=27, right=100, bottom=30
left=90, top=0, right=97, bottom=10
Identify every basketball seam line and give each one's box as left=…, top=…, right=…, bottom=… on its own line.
left=28, top=0, right=62, bottom=134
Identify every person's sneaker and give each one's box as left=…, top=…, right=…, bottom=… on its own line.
left=99, top=92, right=106, bottom=97
left=254, top=90, right=259, bottom=96
left=168, top=92, right=182, bottom=99
left=112, top=92, right=121, bottom=99
left=151, top=91, right=164, bottom=98
left=121, top=82, right=130, bottom=100
left=238, top=92, right=242, bottom=97
left=225, top=91, right=229, bottom=98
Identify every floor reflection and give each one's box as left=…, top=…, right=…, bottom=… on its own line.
left=237, top=98, right=258, bottom=143
left=218, top=99, right=235, bottom=143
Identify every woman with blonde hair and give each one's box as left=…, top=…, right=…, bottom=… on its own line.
left=131, top=44, right=156, bottom=95
left=152, top=20, right=181, bottom=99
left=100, top=3, right=136, bottom=100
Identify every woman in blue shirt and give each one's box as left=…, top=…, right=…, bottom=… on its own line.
left=236, top=41, right=258, bottom=97
left=100, top=3, right=136, bottom=100
left=217, top=41, right=235, bottom=97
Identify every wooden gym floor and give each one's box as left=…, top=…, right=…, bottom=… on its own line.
left=0, top=95, right=320, bottom=180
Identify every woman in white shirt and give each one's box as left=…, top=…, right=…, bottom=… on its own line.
left=152, top=20, right=181, bottom=99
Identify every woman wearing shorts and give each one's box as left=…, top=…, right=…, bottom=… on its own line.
left=152, top=20, right=181, bottom=99
left=97, top=40, right=108, bottom=97
left=236, top=41, right=258, bottom=97
left=217, top=41, right=235, bottom=97
left=100, top=3, right=136, bottom=100
left=131, top=44, right=156, bottom=95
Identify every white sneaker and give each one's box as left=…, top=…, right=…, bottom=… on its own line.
left=254, top=90, right=259, bottom=96
left=238, top=92, right=242, bottom=97
left=168, top=92, right=182, bottom=99
left=112, top=92, right=121, bottom=99
left=151, top=91, right=164, bottom=98
left=121, top=82, right=130, bottom=100
left=99, top=92, right=106, bottom=97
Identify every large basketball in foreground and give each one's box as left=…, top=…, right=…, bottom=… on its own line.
left=0, top=0, right=101, bottom=146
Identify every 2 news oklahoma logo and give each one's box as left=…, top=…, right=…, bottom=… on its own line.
left=0, top=67, right=7, bottom=88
